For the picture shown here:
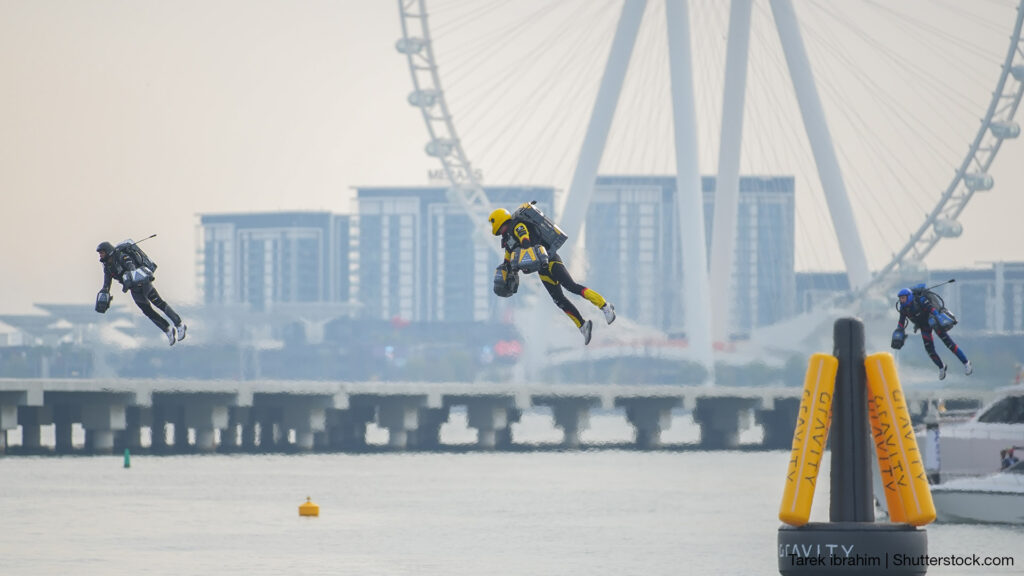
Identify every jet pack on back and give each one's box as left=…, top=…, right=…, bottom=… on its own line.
left=116, top=239, right=158, bottom=273
left=912, top=284, right=958, bottom=331
left=511, top=201, right=567, bottom=252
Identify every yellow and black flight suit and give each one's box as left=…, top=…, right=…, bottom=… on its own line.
left=489, top=208, right=614, bottom=344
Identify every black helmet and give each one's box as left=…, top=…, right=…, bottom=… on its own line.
left=97, top=241, right=115, bottom=261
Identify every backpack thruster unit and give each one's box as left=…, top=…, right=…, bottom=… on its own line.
left=511, top=201, right=567, bottom=252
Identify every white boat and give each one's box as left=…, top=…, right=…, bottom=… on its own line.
left=936, top=384, right=1024, bottom=481
left=931, top=460, right=1024, bottom=524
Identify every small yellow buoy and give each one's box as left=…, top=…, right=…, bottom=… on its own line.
left=299, top=496, right=319, bottom=517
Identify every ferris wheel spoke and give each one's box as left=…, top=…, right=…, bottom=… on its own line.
left=866, top=0, right=1024, bottom=295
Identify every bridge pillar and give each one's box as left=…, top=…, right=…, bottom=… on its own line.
left=18, top=406, right=48, bottom=453
left=238, top=410, right=255, bottom=450
left=242, top=418, right=258, bottom=450
left=541, top=398, right=596, bottom=448
left=502, top=407, right=522, bottom=447
left=171, top=405, right=189, bottom=452
left=693, top=397, right=759, bottom=449
left=282, top=403, right=327, bottom=451
left=240, top=409, right=258, bottom=451
left=755, top=397, right=801, bottom=449
left=377, top=396, right=427, bottom=449
left=327, top=404, right=375, bottom=451
left=0, top=403, right=16, bottom=453
left=251, top=405, right=283, bottom=451
left=115, top=406, right=145, bottom=451
left=82, top=402, right=126, bottom=454
left=411, top=407, right=449, bottom=450
left=150, top=404, right=169, bottom=453
left=618, top=397, right=683, bottom=449
left=52, top=404, right=75, bottom=454
left=184, top=403, right=230, bottom=452
left=465, top=398, right=515, bottom=449
left=257, top=419, right=277, bottom=451
left=222, top=407, right=248, bottom=451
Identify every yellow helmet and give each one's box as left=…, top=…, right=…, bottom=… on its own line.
left=488, top=208, right=512, bottom=235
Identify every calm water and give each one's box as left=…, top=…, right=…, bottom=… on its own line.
left=1, top=414, right=1021, bottom=576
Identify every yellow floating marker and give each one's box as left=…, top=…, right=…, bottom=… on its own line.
left=779, top=353, right=838, bottom=526
left=864, top=352, right=935, bottom=526
left=867, top=386, right=907, bottom=523
left=299, top=496, right=319, bottom=517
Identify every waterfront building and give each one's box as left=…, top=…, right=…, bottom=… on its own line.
left=198, top=212, right=352, bottom=309
left=587, top=175, right=795, bottom=336
left=354, top=186, right=555, bottom=322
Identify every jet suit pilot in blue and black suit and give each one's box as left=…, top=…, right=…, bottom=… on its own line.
left=893, top=287, right=972, bottom=380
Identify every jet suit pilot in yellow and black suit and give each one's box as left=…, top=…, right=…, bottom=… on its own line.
left=489, top=206, right=616, bottom=345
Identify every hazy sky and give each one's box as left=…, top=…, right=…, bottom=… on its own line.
left=2, top=1, right=1022, bottom=316
left=2, top=1, right=431, bottom=315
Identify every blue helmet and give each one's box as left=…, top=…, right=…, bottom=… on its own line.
left=897, top=288, right=912, bottom=305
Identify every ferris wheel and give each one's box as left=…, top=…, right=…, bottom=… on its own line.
left=396, top=0, right=1024, bottom=373
left=396, top=1, right=498, bottom=258
left=864, top=4, right=1024, bottom=293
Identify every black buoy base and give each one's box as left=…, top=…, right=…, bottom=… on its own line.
left=779, top=523, right=928, bottom=575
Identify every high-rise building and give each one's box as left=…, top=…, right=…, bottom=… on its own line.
left=354, top=186, right=555, bottom=322
left=794, top=272, right=849, bottom=314
left=198, top=212, right=352, bottom=309
left=586, top=175, right=795, bottom=336
left=927, top=263, right=1024, bottom=333
left=586, top=177, right=676, bottom=330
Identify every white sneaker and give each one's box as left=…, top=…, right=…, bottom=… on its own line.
left=964, top=360, right=973, bottom=376
left=176, top=323, right=187, bottom=341
left=602, top=303, right=616, bottom=325
left=580, top=320, right=593, bottom=346
left=938, top=364, right=947, bottom=380
left=166, top=327, right=176, bottom=347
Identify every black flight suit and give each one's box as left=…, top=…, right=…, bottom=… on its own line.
left=100, top=246, right=182, bottom=334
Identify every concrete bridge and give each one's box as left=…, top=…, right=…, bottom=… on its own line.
left=0, top=378, right=998, bottom=455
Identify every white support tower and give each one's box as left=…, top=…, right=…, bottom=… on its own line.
left=557, top=0, right=647, bottom=246
left=770, top=0, right=871, bottom=291
left=521, top=0, right=646, bottom=372
left=666, top=0, right=714, bottom=383
left=710, top=0, right=753, bottom=344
